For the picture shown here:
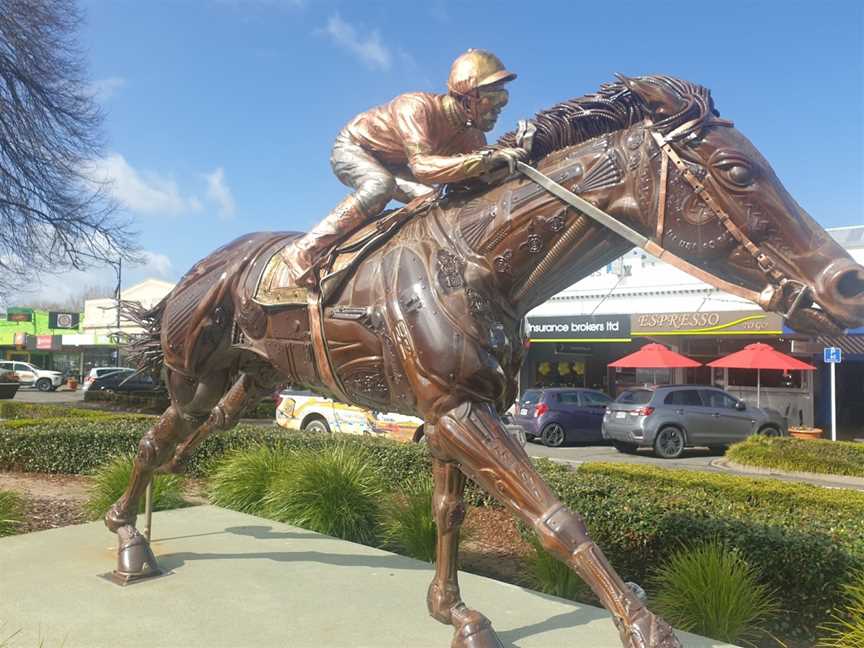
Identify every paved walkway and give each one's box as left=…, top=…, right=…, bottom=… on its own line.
left=0, top=506, right=735, bottom=648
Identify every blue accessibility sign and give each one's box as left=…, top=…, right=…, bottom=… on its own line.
left=823, top=347, right=842, bottom=364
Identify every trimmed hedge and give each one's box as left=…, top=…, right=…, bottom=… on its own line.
left=0, top=401, right=117, bottom=420
left=727, top=435, right=864, bottom=478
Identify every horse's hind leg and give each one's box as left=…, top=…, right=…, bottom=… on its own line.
left=427, top=402, right=682, bottom=648
left=163, top=370, right=280, bottom=473
left=426, top=459, right=500, bottom=647
left=104, top=368, right=230, bottom=580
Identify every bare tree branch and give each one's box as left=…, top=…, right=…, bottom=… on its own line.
left=0, top=0, right=137, bottom=294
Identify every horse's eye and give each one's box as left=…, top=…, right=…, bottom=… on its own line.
left=727, top=164, right=753, bottom=186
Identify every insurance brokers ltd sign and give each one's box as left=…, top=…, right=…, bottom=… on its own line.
left=526, top=315, right=631, bottom=342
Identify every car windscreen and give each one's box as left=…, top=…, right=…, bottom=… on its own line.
left=520, top=391, right=541, bottom=406
left=615, top=389, right=653, bottom=404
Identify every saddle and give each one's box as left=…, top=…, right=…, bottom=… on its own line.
left=253, top=192, right=438, bottom=306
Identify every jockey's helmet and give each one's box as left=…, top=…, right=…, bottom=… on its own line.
left=447, top=49, right=516, bottom=97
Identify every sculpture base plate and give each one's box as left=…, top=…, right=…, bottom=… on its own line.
left=0, top=505, right=735, bottom=647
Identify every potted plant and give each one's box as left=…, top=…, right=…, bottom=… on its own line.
left=0, top=370, right=20, bottom=399
left=789, top=426, right=823, bottom=440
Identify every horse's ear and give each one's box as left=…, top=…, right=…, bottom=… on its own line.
left=617, top=74, right=688, bottom=121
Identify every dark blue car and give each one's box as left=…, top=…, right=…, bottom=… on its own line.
left=513, top=388, right=612, bottom=447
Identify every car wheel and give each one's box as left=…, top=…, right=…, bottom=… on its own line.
left=541, top=423, right=566, bottom=448
left=613, top=441, right=638, bottom=454
left=302, top=418, right=331, bottom=434
left=758, top=426, right=780, bottom=437
left=654, top=427, right=686, bottom=459
left=36, top=378, right=52, bottom=392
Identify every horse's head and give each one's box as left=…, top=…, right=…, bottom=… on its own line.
left=583, top=75, right=864, bottom=335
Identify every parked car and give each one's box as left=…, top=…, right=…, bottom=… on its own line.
left=602, top=385, right=788, bottom=459
left=275, top=389, right=424, bottom=441
left=513, top=388, right=612, bottom=447
left=275, top=390, right=527, bottom=447
left=83, top=366, right=136, bottom=391
left=0, top=360, right=63, bottom=392
left=86, top=369, right=161, bottom=394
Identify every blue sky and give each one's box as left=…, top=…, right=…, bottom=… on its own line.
left=16, top=0, right=864, bottom=301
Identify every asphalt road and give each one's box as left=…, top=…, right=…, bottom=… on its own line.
left=10, top=388, right=84, bottom=404
left=524, top=438, right=724, bottom=471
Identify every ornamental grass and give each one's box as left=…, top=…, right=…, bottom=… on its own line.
left=208, top=444, right=293, bottom=514
left=727, top=435, right=864, bottom=478
left=378, top=475, right=438, bottom=563
left=263, top=445, right=383, bottom=545
left=819, top=570, right=864, bottom=648
left=649, top=539, right=779, bottom=645
left=0, top=489, right=23, bottom=536
left=84, top=454, right=186, bottom=520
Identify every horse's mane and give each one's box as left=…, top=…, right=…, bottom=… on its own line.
left=497, top=75, right=719, bottom=160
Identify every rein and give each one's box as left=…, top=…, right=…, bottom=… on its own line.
left=515, top=123, right=811, bottom=320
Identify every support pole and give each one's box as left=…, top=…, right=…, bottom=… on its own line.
left=756, top=368, right=761, bottom=408
left=144, top=479, right=153, bottom=542
left=830, top=361, right=837, bottom=442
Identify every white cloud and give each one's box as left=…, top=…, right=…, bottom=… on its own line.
left=324, top=14, right=391, bottom=71
left=87, top=77, right=127, bottom=101
left=204, top=167, right=236, bottom=218
left=139, top=251, right=173, bottom=277
left=2, top=250, right=175, bottom=308
left=85, top=154, right=203, bottom=216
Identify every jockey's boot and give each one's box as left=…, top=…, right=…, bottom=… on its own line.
left=279, top=194, right=367, bottom=289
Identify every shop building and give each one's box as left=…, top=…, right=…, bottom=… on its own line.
left=520, top=225, right=863, bottom=429
left=1, top=279, right=174, bottom=379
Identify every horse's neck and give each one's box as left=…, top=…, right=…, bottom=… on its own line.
left=444, top=137, right=635, bottom=317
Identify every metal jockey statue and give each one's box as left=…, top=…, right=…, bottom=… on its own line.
left=278, top=48, right=527, bottom=288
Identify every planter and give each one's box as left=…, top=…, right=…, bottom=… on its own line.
left=0, top=383, right=20, bottom=399
left=789, top=426, right=823, bottom=440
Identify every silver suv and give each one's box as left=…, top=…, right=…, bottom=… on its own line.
left=602, top=385, right=787, bottom=459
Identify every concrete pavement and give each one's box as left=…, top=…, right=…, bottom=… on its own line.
left=0, top=505, right=735, bottom=648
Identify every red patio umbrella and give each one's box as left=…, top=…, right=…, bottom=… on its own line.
left=608, top=343, right=702, bottom=385
left=707, top=342, right=816, bottom=406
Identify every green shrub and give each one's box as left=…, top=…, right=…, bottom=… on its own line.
left=84, top=454, right=186, bottom=520
left=378, top=475, right=437, bottom=562
left=819, top=570, right=864, bottom=648
left=728, top=435, right=864, bottom=478
left=0, top=489, right=23, bottom=536
left=527, top=537, right=589, bottom=602
left=650, top=539, right=779, bottom=644
left=246, top=399, right=276, bottom=420
left=263, top=445, right=383, bottom=545
left=209, top=444, right=293, bottom=513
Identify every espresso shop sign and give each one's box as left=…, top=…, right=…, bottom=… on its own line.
left=526, top=315, right=631, bottom=342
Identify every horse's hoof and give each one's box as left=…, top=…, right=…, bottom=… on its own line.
left=113, top=526, right=160, bottom=583
left=619, top=609, right=683, bottom=648
left=450, top=605, right=503, bottom=648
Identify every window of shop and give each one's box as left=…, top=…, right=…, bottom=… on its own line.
left=535, top=359, right=586, bottom=388
left=727, top=368, right=803, bottom=389
left=82, top=348, right=118, bottom=375
left=51, top=352, right=81, bottom=379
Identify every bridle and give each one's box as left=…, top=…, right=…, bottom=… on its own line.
left=515, top=118, right=812, bottom=320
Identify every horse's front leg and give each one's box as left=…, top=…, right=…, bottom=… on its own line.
left=427, top=457, right=501, bottom=648
left=428, top=401, right=682, bottom=648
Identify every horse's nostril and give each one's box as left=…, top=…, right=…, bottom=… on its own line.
left=835, top=269, right=864, bottom=300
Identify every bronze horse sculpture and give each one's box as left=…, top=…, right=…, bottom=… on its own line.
left=108, top=76, right=864, bottom=648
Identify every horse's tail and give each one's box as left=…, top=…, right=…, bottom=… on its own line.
left=120, top=298, right=167, bottom=375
